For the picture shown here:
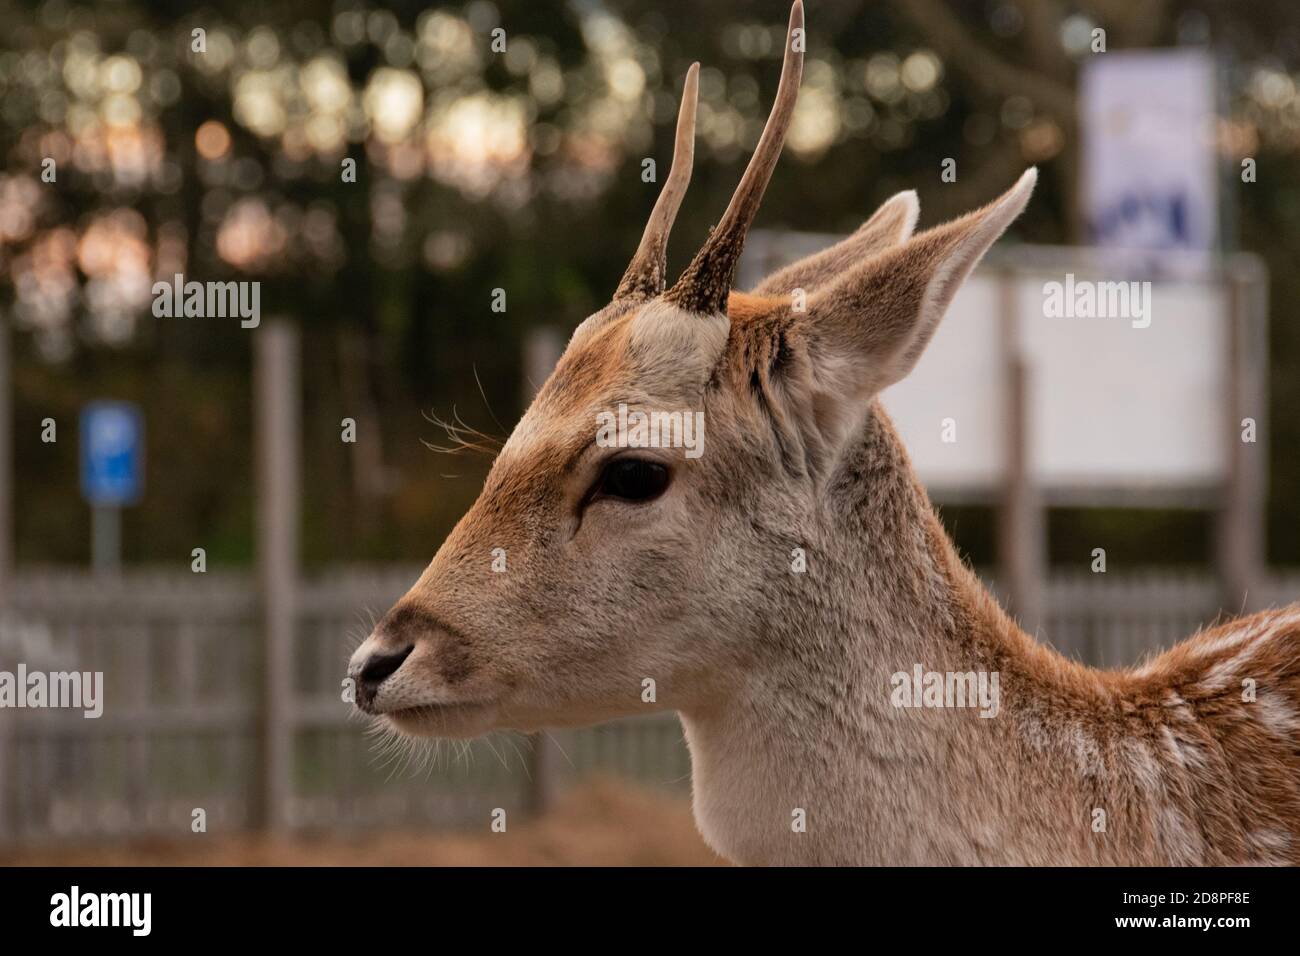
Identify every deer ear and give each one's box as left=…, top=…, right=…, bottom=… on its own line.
left=735, top=170, right=1035, bottom=477
left=804, top=167, right=1035, bottom=395
left=752, top=190, right=920, bottom=296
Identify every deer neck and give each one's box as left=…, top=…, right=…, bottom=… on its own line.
left=679, top=405, right=1095, bottom=865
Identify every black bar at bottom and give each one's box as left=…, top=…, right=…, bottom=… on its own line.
left=0, top=865, right=1293, bottom=940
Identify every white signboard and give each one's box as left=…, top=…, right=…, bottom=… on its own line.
left=1081, top=50, right=1219, bottom=253
left=739, top=235, right=1237, bottom=500
left=881, top=265, right=1227, bottom=497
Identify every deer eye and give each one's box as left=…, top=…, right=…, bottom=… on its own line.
left=594, top=458, right=671, bottom=503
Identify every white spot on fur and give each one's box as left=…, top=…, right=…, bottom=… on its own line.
left=1253, top=692, right=1300, bottom=735
left=1068, top=724, right=1103, bottom=779
left=1159, top=725, right=1186, bottom=769
left=1121, top=737, right=1162, bottom=795
left=1199, top=639, right=1265, bottom=693
left=1191, top=627, right=1257, bottom=659
left=1247, top=827, right=1292, bottom=863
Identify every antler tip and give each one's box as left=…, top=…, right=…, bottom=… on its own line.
left=663, top=0, right=807, bottom=314
left=612, top=58, right=701, bottom=302
left=684, top=61, right=700, bottom=96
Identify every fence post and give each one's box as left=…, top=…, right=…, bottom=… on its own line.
left=522, top=327, right=564, bottom=815
left=997, top=270, right=1046, bottom=636
left=1217, top=256, right=1268, bottom=614
left=253, top=320, right=299, bottom=833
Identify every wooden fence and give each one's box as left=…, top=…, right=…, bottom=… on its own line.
left=0, top=567, right=692, bottom=843
left=0, top=566, right=1296, bottom=843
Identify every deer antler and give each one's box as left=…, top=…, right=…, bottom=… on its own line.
left=665, top=0, right=804, bottom=314
left=614, top=62, right=701, bottom=302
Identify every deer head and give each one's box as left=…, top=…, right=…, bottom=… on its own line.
left=348, top=0, right=1036, bottom=743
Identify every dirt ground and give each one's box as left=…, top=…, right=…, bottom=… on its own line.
left=0, top=778, right=723, bottom=866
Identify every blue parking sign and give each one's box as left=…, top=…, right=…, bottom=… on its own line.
left=80, top=402, right=144, bottom=506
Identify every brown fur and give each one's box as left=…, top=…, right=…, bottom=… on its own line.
left=727, top=291, right=790, bottom=325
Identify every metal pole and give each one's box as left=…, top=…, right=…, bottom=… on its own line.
left=996, top=270, right=1046, bottom=637
left=1217, top=256, right=1268, bottom=614
left=91, top=505, right=121, bottom=575
left=254, top=321, right=299, bottom=833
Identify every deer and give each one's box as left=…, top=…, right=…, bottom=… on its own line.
left=348, top=1, right=1300, bottom=865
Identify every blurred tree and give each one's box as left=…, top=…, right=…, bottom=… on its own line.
left=0, top=0, right=1298, bottom=567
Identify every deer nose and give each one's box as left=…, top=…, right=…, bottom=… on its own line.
left=356, top=644, right=414, bottom=703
